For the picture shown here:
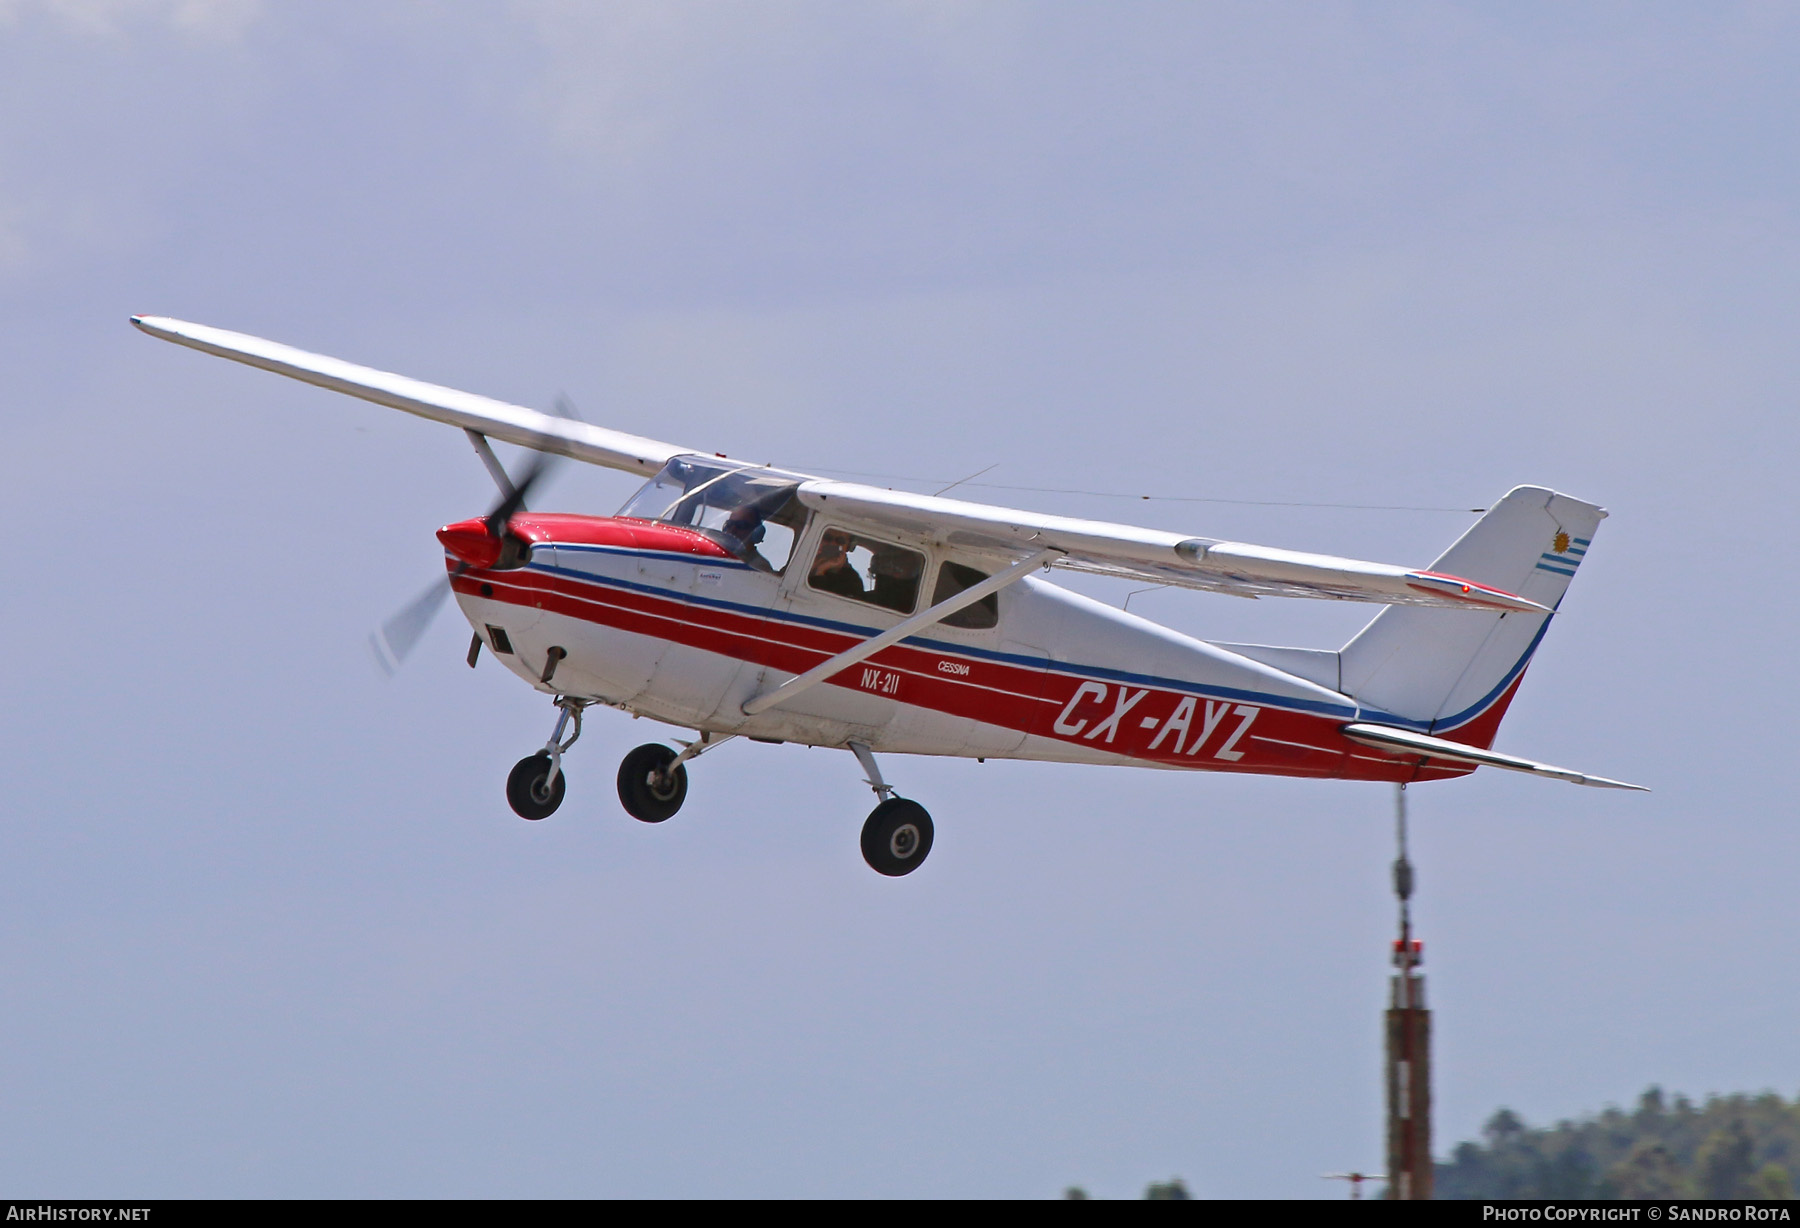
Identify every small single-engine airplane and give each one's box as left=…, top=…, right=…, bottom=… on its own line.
left=134, top=315, right=1643, bottom=876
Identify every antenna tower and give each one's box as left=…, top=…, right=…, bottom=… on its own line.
left=1385, top=783, right=1432, bottom=1200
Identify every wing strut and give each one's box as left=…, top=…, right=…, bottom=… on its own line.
left=741, top=550, right=1058, bottom=717
left=465, top=430, right=519, bottom=502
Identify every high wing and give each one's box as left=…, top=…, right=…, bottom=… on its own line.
left=131, top=316, right=683, bottom=477
left=795, top=482, right=1547, bottom=612
left=134, top=315, right=1545, bottom=614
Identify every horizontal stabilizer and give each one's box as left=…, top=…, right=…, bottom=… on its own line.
left=1342, top=723, right=1646, bottom=790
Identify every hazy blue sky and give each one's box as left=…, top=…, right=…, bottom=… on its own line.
left=2, top=0, right=1795, bottom=1198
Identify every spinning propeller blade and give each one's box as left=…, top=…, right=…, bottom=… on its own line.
left=369, top=417, right=569, bottom=675
left=369, top=577, right=453, bottom=676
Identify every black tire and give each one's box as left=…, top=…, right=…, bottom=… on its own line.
left=860, top=798, right=934, bottom=877
left=507, top=752, right=566, bottom=821
left=617, top=743, right=687, bottom=823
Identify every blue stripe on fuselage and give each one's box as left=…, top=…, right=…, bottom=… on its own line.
left=524, top=544, right=1561, bottom=734
left=520, top=550, right=1369, bottom=722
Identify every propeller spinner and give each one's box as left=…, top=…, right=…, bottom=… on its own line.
left=368, top=443, right=559, bottom=676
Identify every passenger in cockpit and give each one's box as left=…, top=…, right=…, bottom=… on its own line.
left=869, top=546, right=922, bottom=613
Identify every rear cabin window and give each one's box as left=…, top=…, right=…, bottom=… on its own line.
left=806, top=528, right=923, bottom=614
left=932, top=561, right=1000, bottom=629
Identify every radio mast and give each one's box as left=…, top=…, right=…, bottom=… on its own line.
left=1385, top=783, right=1432, bottom=1199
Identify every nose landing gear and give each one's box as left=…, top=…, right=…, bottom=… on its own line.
left=506, top=752, right=566, bottom=820
left=850, top=741, right=933, bottom=876
left=506, top=696, right=589, bottom=821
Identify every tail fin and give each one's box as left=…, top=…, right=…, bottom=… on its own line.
left=1339, top=486, right=1604, bottom=746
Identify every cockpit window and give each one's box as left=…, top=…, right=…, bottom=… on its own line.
left=618, top=455, right=807, bottom=574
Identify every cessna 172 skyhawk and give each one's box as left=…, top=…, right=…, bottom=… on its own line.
left=133, top=315, right=1643, bottom=876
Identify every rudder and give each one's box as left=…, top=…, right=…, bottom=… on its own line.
left=1339, top=485, right=1604, bottom=745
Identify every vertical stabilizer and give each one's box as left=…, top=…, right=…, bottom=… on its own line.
left=1339, top=486, right=1604, bottom=745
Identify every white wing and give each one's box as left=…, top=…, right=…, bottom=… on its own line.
left=132, top=316, right=685, bottom=476
left=796, top=481, right=1548, bottom=613
left=135, top=316, right=1544, bottom=613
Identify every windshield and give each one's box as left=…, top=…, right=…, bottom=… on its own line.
left=618, top=455, right=807, bottom=573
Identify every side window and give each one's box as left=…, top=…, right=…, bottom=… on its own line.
left=807, top=528, right=924, bottom=614
left=932, top=561, right=1000, bottom=629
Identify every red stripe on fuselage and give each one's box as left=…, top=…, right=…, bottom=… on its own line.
left=458, top=560, right=1470, bottom=783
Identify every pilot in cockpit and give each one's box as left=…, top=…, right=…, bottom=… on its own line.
left=722, top=503, right=768, bottom=566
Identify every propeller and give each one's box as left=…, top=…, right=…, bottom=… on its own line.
left=369, top=577, right=455, bottom=675
left=367, top=436, right=564, bottom=676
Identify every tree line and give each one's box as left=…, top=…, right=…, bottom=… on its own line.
left=1435, top=1087, right=1798, bottom=1199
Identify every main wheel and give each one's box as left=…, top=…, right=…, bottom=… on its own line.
left=617, top=743, right=687, bottom=823
left=860, top=798, right=934, bottom=876
left=506, top=752, right=566, bottom=821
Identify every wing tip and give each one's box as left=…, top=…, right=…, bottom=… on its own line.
left=1576, top=776, right=1651, bottom=792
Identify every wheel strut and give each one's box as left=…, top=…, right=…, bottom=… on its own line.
left=660, top=731, right=737, bottom=785
left=849, top=741, right=895, bottom=800
left=540, top=696, right=592, bottom=793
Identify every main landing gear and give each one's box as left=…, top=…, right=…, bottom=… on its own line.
left=615, top=732, right=736, bottom=822
left=617, top=743, right=686, bottom=822
left=851, top=742, right=933, bottom=877
left=504, top=710, right=934, bottom=878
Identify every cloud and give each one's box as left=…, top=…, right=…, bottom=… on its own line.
left=0, top=0, right=265, bottom=284
left=0, top=0, right=260, bottom=39
left=512, top=1, right=1017, bottom=178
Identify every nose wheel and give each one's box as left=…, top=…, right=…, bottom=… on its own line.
left=506, top=696, right=589, bottom=821
left=507, top=752, right=566, bottom=820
